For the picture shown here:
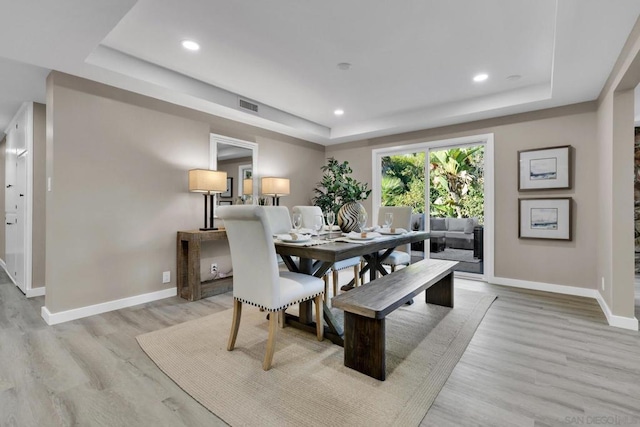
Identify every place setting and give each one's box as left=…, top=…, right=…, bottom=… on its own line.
left=273, top=212, right=332, bottom=246
left=334, top=211, right=408, bottom=244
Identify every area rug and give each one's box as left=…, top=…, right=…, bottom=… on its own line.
left=137, top=290, right=496, bottom=426
left=429, top=248, right=481, bottom=263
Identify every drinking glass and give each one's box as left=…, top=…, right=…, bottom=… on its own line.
left=357, top=209, right=367, bottom=232
left=325, top=211, right=335, bottom=238
left=292, top=212, right=302, bottom=232
left=313, top=214, right=324, bottom=238
left=384, top=212, right=393, bottom=229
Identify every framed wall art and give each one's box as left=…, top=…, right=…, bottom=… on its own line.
left=518, top=197, right=572, bottom=241
left=518, top=145, right=571, bottom=191
left=221, top=177, right=233, bottom=198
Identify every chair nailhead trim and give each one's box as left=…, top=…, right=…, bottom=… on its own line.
left=234, top=291, right=324, bottom=312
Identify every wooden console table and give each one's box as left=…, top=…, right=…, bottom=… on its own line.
left=177, top=229, right=233, bottom=301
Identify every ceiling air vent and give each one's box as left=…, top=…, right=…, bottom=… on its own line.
left=238, top=98, right=259, bottom=114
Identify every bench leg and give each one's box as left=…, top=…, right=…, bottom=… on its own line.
left=343, top=312, right=386, bottom=380
left=425, top=271, right=454, bottom=307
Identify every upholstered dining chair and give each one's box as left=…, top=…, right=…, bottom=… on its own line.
left=263, top=206, right=293, bottom=234
left=218, top=205, right=324, bottom=370
left=292, top=205, right=361, bottom=300
left=378, top=206, right=413, bottom=273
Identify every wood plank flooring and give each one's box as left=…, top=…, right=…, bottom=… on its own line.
left=0, top=270, right=638, bottom=426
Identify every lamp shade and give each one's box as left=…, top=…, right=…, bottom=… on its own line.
left=243, top=178, right=253, bottom=195
left=188, top=169, right=227, bottom=193
left=261, top=177, right=290, bottom=196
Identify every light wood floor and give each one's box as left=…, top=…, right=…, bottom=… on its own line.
left=1, top=272, right=639, bottom=426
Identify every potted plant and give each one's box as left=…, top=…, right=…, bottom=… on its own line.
left=313, top=157, right=371, bottom=232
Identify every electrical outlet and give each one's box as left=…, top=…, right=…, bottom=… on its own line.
left=601, top=277, right=605, bottom=291
left=211, top=263, right=218, bottom=274
left=162, top=271, right=170, bottom=284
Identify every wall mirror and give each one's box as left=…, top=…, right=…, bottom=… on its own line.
left=209, top=134, right=259, bottom=204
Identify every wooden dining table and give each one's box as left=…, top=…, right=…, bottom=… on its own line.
left=275, top=231, right=430, bottom=346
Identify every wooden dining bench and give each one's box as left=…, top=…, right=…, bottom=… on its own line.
left=331, top=258, right=458, bottom=380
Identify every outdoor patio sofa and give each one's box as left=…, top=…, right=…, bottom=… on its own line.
left=411, top=214, right=480, bottom=250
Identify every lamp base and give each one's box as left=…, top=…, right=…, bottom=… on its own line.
left=199, top=227, right=219, bottom=231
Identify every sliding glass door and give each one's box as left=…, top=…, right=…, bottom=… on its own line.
left=372, top=134, right=493, bottom=279
left=427, top=145, right=484, bottom=274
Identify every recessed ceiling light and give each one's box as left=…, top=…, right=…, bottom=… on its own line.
left=181, top=40, right=200, bottom=51
left=337, top=62, right=351, bottom=71
left=473, top=73, right=489, bottom=82
left=506, top=74, right=522, bottom=81
left=334, top=109, right=344, bottom=116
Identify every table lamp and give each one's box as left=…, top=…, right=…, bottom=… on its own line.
left=189, top=169, right=228, bottom=230
left=243, top=178, right=253, bottom=195
left=261, top=177, right=290, bottom=206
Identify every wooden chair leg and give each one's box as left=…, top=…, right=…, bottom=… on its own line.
left=353, top=264, right=360, bottom=287
left=391, top=265, right=396, bottom=272
left=263, top=310, right=279, bottom=370
left=314, top=295, right=324, bottom=341
left=323, top=275, right=329, bottom=303
left=227, top=299, right=242, bottom=351
left=278, top=309, right=286, bottom=328
left=332, top=270, right=339, bottom=297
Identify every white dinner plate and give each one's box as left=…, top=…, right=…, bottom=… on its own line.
left=347, top=235, right=376, bottom=241
left=279, top=236, right=312, bottom=243
left=379, top=230, right=404, bottom=235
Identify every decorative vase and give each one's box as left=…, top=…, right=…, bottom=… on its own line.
left=338, top=201, right=365, bottom=232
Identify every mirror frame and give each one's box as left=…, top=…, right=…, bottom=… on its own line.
left=209, top=133, right=259, bottom=202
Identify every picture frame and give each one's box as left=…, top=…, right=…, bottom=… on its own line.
left=221, top=177, right=233, bottom=198
left=219, top=200, right=232, bottom=206
left=519, top=197, right=572, bottom=241
left=518, top=145, right=571, bottom=191
left=238, top=164, right=252, bottom=197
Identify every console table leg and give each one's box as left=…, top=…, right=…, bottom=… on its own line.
left=343, top=312, right=386, bottom=380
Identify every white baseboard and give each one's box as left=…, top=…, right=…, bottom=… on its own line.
left=0, top=259, right=6, bottom=269
left=41, top=287, right=177, bottom=326
left=26, top=287, right=45, bottom=297
left=491, top=276, right=599, bottom=298
left=594, top=291, right=639, bottom=331
left=492, top=276, right=639, bottom=331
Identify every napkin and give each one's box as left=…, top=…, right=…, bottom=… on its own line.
left=346, top=231, right=382, bottom=239
left=323, top=225, right=341, bottom=231
left=379, top=227, right=408, bottom=234
left=276, top=233, right=311, bottom=241
left=290, top=228, right=314, bottom=235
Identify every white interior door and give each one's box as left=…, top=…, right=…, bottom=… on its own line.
left=5, top=123, right=17, bottom=286
left=4, top=109, right=28, bottom=293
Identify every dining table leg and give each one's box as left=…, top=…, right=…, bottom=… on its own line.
left=281, top=256, right=344, bottom=345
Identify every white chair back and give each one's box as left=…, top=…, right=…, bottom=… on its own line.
left=263, top=206, right=292, bottom=234
left=218, top=206, right=282, bottom=309
left=378, top=206, right=412, bottom=254
left=292, top=205, right=323, bottom=228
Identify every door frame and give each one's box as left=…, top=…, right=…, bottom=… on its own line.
left=371, top=133, right=494, bottom=282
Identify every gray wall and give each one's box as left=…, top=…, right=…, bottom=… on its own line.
left=45, top=72, right=325, bottom=314
left=595, top=15, right=640, bottom=319
left=326, top=103, right=599, bottom=290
